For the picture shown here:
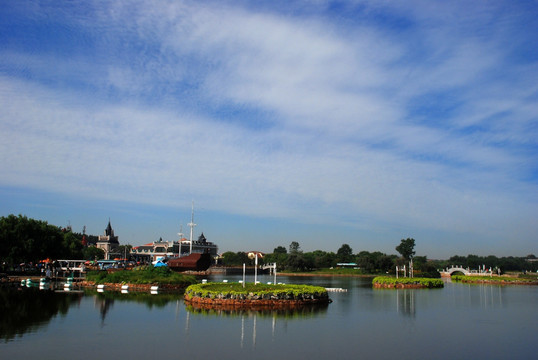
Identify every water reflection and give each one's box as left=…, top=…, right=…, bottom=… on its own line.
left=184, top=302, right=328, bottom=318
left=0, top=285, right=82, bottom=342
left=185, top=302, right=328, bottom=350
left=88, top=289, right=182, bottom=309
left=396, top=289, right=415, bottom=317
left=87, top=289, right=183, bottom=324
left=449, top=282, right=506, bottom=309
left=1, top=278, right=535, bottom=360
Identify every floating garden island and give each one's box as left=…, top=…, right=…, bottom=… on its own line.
left=452, top=275, right=538, bottom=285
left=184, top=282, right=331, bottom=309
left=372, top=276, right=444, bottom=289
left=82, top=266, right=197, bottom=291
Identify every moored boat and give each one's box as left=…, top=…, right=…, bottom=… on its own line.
left=167, top=252, right=212, bottom=272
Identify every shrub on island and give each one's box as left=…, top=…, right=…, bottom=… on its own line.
left=85, top=266, right=197, bottom=287
left=184, top=282, right=331, bottom=308
left=452, top=275, right=538, bottom=285
left=372, top=276, right=444, bottom=288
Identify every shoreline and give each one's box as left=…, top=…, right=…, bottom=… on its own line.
left=80, top=280, right=190, bottom=291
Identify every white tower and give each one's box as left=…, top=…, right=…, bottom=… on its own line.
left=187, top=201, right=196, bottom=254
left=177, top=225, right=184, bottom=257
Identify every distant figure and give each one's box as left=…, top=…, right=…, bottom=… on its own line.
left=45, top=268, right=52, bottom=279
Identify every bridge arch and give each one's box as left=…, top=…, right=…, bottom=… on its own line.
left=445, top=266, right=471, bottom=276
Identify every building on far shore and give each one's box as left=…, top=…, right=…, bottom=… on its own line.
left=130, top=233, right=218, bottom=263
left=130, top=238, right=174, bottom=263
left=96, top=220, right=120, bottom=260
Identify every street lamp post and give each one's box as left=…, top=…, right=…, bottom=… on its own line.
left=248, top=252, right=260, bottom=285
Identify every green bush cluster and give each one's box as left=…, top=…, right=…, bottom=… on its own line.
left=85, top=266, right=197, bottom=285
left=452, top=275, right=536, bottom=283
left=184, top=282, right=328, bottom=301
left=372, top=276, right=444, bottom=288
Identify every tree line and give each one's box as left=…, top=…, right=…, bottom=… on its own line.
left=0, top=214, right=107, bottom=268
left=221, top=238, right=537, bottom=275
left=220, top=239, right=437, bottom=275
left=2, top=215, right=536, bottom=274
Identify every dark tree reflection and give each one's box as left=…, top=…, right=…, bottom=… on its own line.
left=0, top=285, right=82, bottom=342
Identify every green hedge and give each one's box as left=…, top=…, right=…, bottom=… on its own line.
left=85, top=266, right=197, bottom=286
left=372, top=276, right=444, bottom=288
left=184, top=282, right=328, bottom=300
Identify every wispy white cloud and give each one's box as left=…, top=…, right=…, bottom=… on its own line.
left=0, top=0, right=536, bottom=255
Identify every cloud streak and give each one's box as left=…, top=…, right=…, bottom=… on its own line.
left=1, top=0, right=537, bottom=256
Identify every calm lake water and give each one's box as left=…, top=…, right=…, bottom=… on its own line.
left=1, top=275, right=537, bottom=360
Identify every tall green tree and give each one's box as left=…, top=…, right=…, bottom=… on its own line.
left=273, top=246, right=287, bottom=254
left=289, top=241, right=301, bottom=254
left=285, top=241, right=306, bottom=271
left=396, top=238, right=416, bottom=261
left=336, top=244, right=354, bottom=263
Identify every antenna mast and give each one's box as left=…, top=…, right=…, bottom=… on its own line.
left=187, top=201, right=196, bottom=254
left=177, top=224, right=184, bottom=257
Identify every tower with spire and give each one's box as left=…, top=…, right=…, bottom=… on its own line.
left=96, top=219, right=120, bottom=260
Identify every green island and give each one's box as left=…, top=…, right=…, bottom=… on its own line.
left=372, top=276, right=444, bottom=288
left=84, top=266, right=197, bottom=289
left=184, top=282, right=331, bottom=308
left=452, top=275, right=538, bottom=285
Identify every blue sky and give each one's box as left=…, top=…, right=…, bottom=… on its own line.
left=1, top=0, right=537, bottom=259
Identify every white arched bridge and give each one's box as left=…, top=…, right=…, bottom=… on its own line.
left=440, top=266, right=471, bottom=276
left=440, top=265, right=493, bottom=277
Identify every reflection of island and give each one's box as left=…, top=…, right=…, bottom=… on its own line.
left=0, top=286, right=82, bottom=342
left=185, top=303, right=329, bottom=317
left=185, top=303, right=329, bottom=349
left=396, top=289, right=415, bottom=317
left=462, top=283, right=505, bottom=309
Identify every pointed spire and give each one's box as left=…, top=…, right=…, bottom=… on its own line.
left=105, top=218, right=113, bottom=236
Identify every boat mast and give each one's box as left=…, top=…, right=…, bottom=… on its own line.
left=187, top=201, right=196, bottom=254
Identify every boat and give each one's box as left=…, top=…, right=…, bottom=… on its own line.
left=130, top=202, right=218, bottom=264
left=178, top=232, right=218, bottom=257
left=167, top=252, right=212, bottom=272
